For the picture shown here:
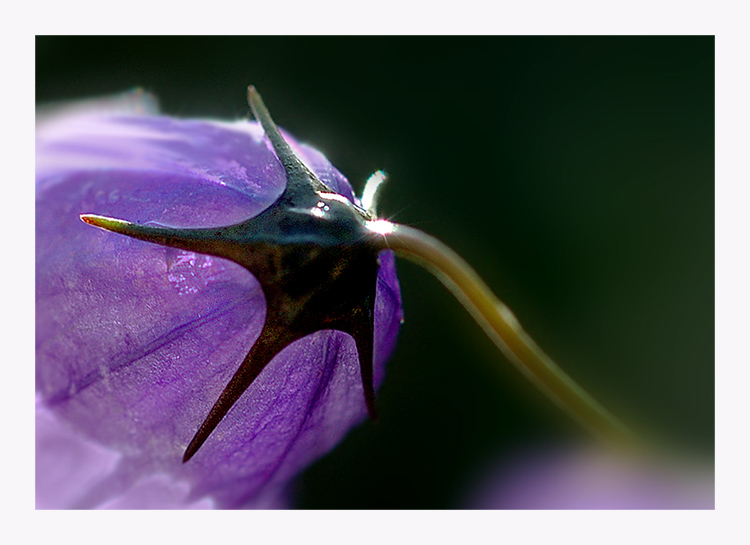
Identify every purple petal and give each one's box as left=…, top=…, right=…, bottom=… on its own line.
left=465, top=446, right=714, bottom=510
left=35, top=92, right=403, bottom=509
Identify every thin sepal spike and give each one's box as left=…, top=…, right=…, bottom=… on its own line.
left=360, top=170, right=387, bottom=218
left=80, top=213, right=133, bottom=233
left=247, top=86, right=332, bottom=195
left=326, top=257, right=379, bottom=421
left=80, top=213, right=246, bottom=265
left=341, top=311, right=378, bottom=421
left=183, top=322, right=298, bottom=463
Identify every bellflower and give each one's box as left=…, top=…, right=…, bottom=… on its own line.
left=37, top=86, right=654, bottom=510
left=35, top=89, right=403, bottom=509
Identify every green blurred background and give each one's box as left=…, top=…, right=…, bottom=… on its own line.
left=36, top=36, right=714, bottom=508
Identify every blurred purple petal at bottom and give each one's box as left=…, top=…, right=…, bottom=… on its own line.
left=466, top=446, right=714, bottom=510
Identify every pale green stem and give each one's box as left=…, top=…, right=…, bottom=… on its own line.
left=368, top=220, right=642, bottom=453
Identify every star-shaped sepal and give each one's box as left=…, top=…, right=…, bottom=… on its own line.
left=82, top=87, right=383, bottom=462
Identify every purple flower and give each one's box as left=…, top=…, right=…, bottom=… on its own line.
left=35, top=90, right=403, bottom=509
left=465, top=446, right=714, bottom=510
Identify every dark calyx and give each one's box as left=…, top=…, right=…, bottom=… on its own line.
left=85, top=87, right=381, bottom=462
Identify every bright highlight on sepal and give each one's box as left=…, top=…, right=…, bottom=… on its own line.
left=365, top=219, right=396, bottom=236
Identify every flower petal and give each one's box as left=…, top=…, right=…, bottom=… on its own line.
left=465, top=447, right=714, bottom=510
left=36, top=93, right=403, bottom=508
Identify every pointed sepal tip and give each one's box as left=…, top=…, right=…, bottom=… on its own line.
left=80, top=213, right=132, bottom=233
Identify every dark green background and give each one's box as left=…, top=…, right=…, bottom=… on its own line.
left=36, top=36, right=714, bottom=508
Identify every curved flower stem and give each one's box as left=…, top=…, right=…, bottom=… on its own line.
left=368, top=220, right=642, bottom=453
